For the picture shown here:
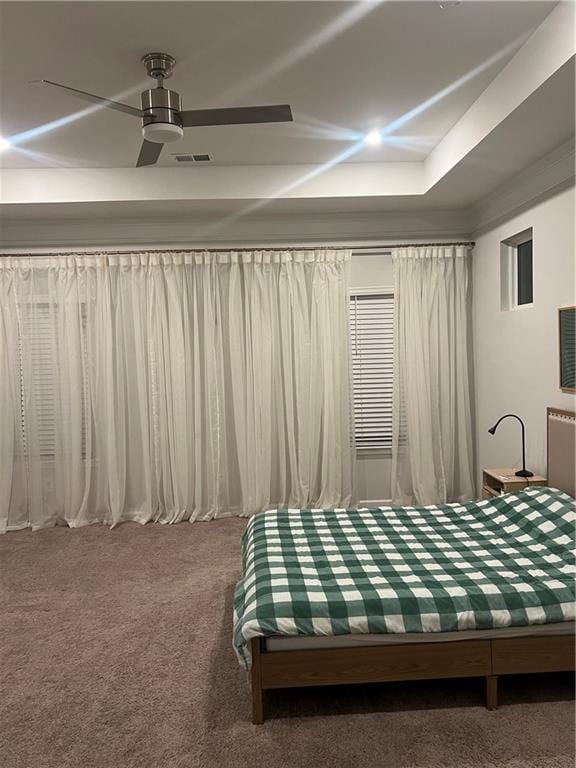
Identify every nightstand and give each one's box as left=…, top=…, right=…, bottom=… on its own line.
left=482, top=468, right=548, bottom=500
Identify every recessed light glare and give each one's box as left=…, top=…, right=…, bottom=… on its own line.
left=0, top=136, right=11, bottom=152
left=364, top=129, right=382, bottom=147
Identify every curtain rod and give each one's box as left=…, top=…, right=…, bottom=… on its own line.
left=0, top=242, right=474, bottom=257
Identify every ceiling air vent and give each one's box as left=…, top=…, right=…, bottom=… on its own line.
left=173, top=153, right=211, bottom=162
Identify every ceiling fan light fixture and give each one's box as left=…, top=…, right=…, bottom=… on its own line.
left=142, top=122, right=183, bottom=144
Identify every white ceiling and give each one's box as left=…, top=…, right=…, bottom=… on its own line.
left=0, top=0, right=557, bottom=169
left=0, top=0, right=574, bottom=244
left=424, top=58, right=575, bottom=206
left=2, top=52, right=573, bottom=219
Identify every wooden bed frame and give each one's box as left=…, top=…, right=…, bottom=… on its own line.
left=248, top=408, right=576, bottom=723
left=250, top=634, right=575, bottom=723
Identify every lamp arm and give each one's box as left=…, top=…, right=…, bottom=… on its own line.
left=490, top=414, right=527, bottom=473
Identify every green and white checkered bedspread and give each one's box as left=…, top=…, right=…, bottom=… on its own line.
left=233, top=487, right=575, bottom=668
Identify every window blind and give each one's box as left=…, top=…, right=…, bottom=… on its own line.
left=18, top=303, right=56, bottom=458
left=17, top=302, right=88, bottom=459
left=349, top=291, right=394, bottom=451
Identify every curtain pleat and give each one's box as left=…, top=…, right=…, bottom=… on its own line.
left=0, top=250, right=353, bottom=531
left=391, top=246, right=475, bottom=505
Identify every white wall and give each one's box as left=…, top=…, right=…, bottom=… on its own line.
left=350, top=253, right=394, bottom=290
left=473, top=185, right=575, bottom=489
left=350, top=254, right=394, bottom=503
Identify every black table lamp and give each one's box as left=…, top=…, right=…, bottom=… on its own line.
left=488, top=414, right=533, bottom=478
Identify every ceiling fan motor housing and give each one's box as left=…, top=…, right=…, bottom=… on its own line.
left=141, top=87, right=184, bottom=143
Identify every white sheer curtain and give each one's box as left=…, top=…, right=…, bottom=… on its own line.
left=391, top=246, right=474, bottom=505
left=0, top=250, right=354, bottom=532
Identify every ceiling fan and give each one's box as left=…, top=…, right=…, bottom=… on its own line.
left=33, top=52, right=293, bottom=167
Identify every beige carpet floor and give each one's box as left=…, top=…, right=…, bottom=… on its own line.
left=0, top=520, right=574, bottom=768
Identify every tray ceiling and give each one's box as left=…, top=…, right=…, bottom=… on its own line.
left=0, top=1, right=556, bottom=169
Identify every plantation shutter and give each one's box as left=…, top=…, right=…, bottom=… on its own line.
left=350, top=291, right=394, bottom=451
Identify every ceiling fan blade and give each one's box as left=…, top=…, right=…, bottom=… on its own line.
left=32, top=79, right=143, bottom=118
left=136, top=140, right=163, bottom=167
left=180, top=104, right=293, bottom=128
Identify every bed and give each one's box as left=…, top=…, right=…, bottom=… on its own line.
left=234, top=408, right=575, bottom=723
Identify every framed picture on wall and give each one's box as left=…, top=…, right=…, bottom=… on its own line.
left=559, top=306, right=575, bottom=393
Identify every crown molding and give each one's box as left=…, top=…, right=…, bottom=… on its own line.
left=0, top=208, right=473, bottom=250
left=471, top=138, right=575, bottom=237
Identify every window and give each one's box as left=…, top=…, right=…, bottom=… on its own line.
left=16, top=301, right=89, bottom=459
left=18, top=302, right=56, bottom=458
left=516, top=239, right=533, bottom=306
left=349, top=290, right=394, bottom=452
left=500, top=228, right=533, bottom=310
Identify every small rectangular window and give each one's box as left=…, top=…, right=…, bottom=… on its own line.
left=500, top=228, right=533, bottom=311
left=517, top=239, right=533, bottom=305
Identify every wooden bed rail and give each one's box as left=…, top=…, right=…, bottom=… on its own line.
left=250, top=634, right=575, bottom=724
